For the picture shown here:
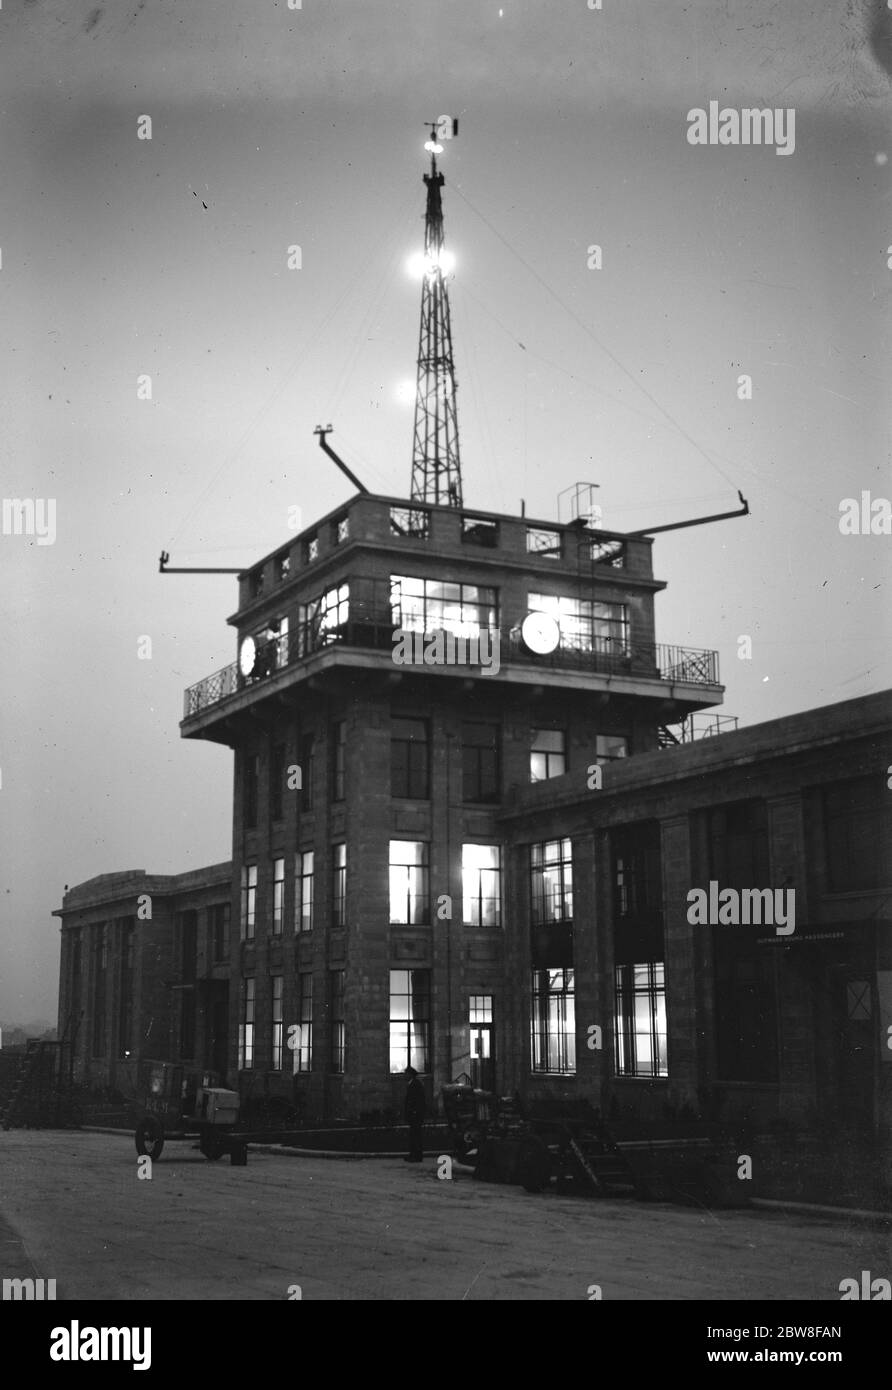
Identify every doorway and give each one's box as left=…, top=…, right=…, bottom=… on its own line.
left=469, top=995, right=494, bottom=1092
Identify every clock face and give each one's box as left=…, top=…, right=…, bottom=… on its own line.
left=238, top=635, right=257, bottom=677
left=521, top=611, right=560, bottom=655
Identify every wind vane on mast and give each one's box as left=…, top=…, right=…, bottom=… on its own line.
left=410, top=117, right=463, bottom=508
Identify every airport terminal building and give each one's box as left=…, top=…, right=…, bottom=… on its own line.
left=53, top=132, right=892, bottom=1137
left=54, top=488, right=892, bottom=1135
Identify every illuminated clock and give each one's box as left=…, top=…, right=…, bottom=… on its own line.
left=521, top=612, right=560, bottom=655
left=239, top=635, right=258, bottom=678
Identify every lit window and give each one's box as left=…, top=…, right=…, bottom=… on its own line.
left=268, top=616, right=289, bottom=669
left=470, top=995, right=492, bottom=1024
left=614, top=963, right=667, bottom=1078
left=389, top=841, right=430, bottom=925
left=531, top=968, right=575, bottom=1073
left=294, top=974, right=313, bottom=1073
left=530, top=728, right=566, bottom=782
left=595, top=733, right=628, bottom=763
left=295, top=851, right=314, bottom=932
left=528, top=592, right=629, bottom=656
left=462, top=844, right=502, bottom=927
left=238, top=977, right=255, bottom=1069
left=276, top=552, right=291, bottom=582
left=530, top=839, right=573, bottom=924
left=332, top=844, right=347, bottom=927
left=272, top=857, right=285, bottom=936
left=241, top=864, right=257, bottom=941
left=271, top=975, right=284, bottom=1070
left=391, top=575, right=497, bottom=640
left=298, top=583, right=349, bottom=655
left=389, top=969, right=431, bottom=1072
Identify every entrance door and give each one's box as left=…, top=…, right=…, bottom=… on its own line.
left=838, top=978, right=874, bottom=1129
left=469, top=995, right=494, bottom=1091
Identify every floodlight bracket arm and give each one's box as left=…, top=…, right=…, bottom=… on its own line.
left=628, top=491, right=750, bottom=538
left=158, top=551, right=242, bottom=574
left=314, top=425, right=370, bottom=495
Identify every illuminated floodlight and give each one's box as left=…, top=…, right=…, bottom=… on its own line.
left=424, top=139, right=444, bottom=155
left=407, top=248, right=456, bottom=279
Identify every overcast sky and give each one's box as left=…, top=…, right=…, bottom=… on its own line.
left=1, top=0, right=889, bottom=1023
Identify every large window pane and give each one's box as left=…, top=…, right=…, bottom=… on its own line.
left=530, top=967, right=575, bottom=1073
left=462, top=844, right=502, bottom=926
left=389, top=969, right=431, bottom=1072
left=614, top=963, right=667, bottom=1078
left=389, top=841, right=430, bottom=924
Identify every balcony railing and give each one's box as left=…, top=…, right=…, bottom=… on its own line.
left=183, top=617, right=719, bottom=719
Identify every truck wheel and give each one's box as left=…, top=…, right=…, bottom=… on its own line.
left=230, top=1142, right=248, bottom=1167
left=135, top=1116, right=164, bottom=1161
left=517, top=1136, right=551, bottom=1193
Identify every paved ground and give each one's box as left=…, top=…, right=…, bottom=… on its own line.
left=0, top=1130, right=887, bottom=1301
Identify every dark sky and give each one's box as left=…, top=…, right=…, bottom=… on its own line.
left=1, top=0, right=889, bottom=1022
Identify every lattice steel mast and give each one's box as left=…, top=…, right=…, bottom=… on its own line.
left=410, top=121, right=463, bottom=507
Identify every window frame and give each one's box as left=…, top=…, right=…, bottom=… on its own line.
left=391, top=716, right=430, bottom=800
left=461, top=720, right=500, bottom=804
left=389, top=968, right=431, bottom=1073
left=390, top=574, right=498, bottom=637
left=530, top=967, right=576, bottom=1074
left=271, top=974, right=284, bottom=1071
left=462, top=843, right=502, bottom=927
left=530, top=727, right=567, bottom=782
left=295, top=850, right=314, bottom=932
left=238, top=977, right=255, bottom=1070
left=613, top=962, right=668, bottom=1079
left=332, top=843, right=347, bottom=927
left=530, top=838, right=574, bottom=926
left=389, top=840, right=431, bottom=925
left=331, top=721, right=346, bottom=802
left=272, top=856, right=285, bottom=936
left=241, top=864, right=258, bottom=942
left=527, top=591, right=629, bottom=656
left=294, top=973, right=313, bottom=1073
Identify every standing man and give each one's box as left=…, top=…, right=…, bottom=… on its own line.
left=403, top=1065, right=426, bottom=1163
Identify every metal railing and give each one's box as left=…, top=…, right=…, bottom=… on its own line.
left=660, top=712, right=739, bottom=746
left=183, top=619, right=720, bottom=719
